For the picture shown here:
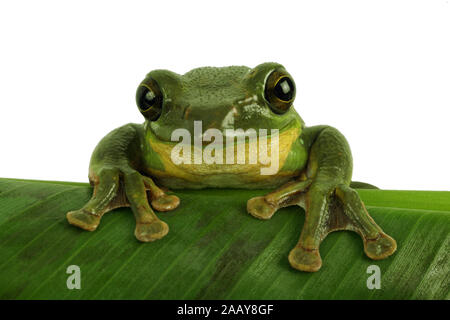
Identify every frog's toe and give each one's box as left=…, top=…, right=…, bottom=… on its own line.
left=247, top=196, right=277, bottom=220
left=67, top=210, right=101, bottom=231
left=151, top=195, right=180, bottom=212
left=142, top=176, right=180, bottom=212
left=135, top=220, right=169, bottom=242
left=335, top=184, right=397, bottom=261
left=364, top=233, right=397, bottom=260
left=288, top=246, right=322, bottom=272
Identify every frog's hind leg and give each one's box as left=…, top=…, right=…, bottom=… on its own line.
left=67, top=168, right=123, bottom=231
left=335, top=184, right=396, bottom=260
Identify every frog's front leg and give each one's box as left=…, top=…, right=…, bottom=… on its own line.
left=66, top=124, right=179, bottom=242
left=247, top=126, right=396, bottom=272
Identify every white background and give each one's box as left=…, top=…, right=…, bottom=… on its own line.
left=0, top=0, right=449, bottom=190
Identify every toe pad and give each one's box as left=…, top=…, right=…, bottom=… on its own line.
left=135, top=220, right=169, bottom=242
left=364, top=233, right=397, bottom=260
left=288, top=246, right=322, bottom=272
left=151, top=195, right=180, bottom=212
left=247, top=197, right=277, bottom=220
left=67, top=210, right=100, bottom=231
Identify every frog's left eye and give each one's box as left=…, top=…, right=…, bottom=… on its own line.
left=136, top=79, right=163, bottom=121
left=264, top=70, right=296, bottom=114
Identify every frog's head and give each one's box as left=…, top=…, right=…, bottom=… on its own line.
left=136, top=62, right=304, bottom=142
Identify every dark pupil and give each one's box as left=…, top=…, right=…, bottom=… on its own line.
left=140, top=87, right=156, bottom=111
left=274, top=77, right=294, bottom=101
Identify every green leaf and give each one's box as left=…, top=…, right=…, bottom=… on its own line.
left=0, top=178, right=448, bottom=300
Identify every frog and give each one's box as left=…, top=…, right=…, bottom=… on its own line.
left=67, top=62, right=396, bottom=272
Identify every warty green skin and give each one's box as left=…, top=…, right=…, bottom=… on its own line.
left=67, top=62, right=397, bottom=272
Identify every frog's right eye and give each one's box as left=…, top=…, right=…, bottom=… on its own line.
left=264, top=70, right=296, bottom=114
left=136, top=79, right=163, bottom=121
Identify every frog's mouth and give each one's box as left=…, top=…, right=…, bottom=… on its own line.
left=146, top=117, right=302, bottom=146
left=146, top=118, right=302, bottom=178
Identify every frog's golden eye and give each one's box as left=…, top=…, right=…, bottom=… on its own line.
left=136, top=78, right=163, bottom=121
left=264, top=70, right=296, bottom=114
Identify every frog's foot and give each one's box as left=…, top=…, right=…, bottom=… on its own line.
left=66, top=168, right=179, bottom=242
left=135, top=220, right=169, bottom=242
left=247, top=197, right=278, bottom=220
left=335, top=184, right=397, bottom=260
left=67, top=168, right=121, bottom=231
left=67, top=209, right=102, bottom=231
left=124, top=172, right=175, bottom=242
left=288, top=247, right=322, bottom=272
left=288, top=183, right=396, bottom=272
left=247, top=179, right=312, bottom=220
left=364, top=233, right=397, bottom=260
left=142, top=177, right=180, bottom=212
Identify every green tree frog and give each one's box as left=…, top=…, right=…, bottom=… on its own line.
left=67, top=62, right=396, bottom=272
